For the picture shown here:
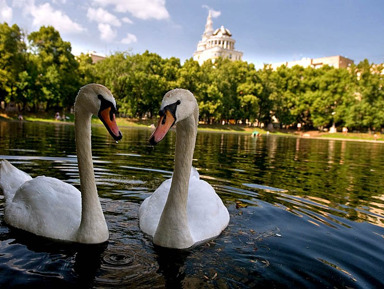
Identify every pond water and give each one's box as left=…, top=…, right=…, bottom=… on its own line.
left=0, top=120, right=384, bottom=288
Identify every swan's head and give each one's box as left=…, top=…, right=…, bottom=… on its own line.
left=75, top=83, right=122, bottom=141
left=149, top=89, right=197, bottom=145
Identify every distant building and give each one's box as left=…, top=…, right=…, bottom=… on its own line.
left=90, top=52, right=106, bottom=63
left=193, top=11, right=243, bottom=65
left=269, top=55, right=354, bottom=70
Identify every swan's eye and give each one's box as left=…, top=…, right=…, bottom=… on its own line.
left=98, top=95, right=117, bottom=120
left=161, top=100, right=181, bottom=121
left=109, top=107, right=115, bottom=121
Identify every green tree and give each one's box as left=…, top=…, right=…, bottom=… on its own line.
left=305, top=66, right=353, bottom=129
left=93, top=52, right=134, bottom=115
left=2, top=25, right=383, bottom=133
left=28, top=26, right=80, bottom=110
left=94, top=51, right=180, bottom=118
left=15, top=56, right=41, bottom=111
left=237, top=64, right=261, bottom=123
left=270, top=65, right=297, bottom=127
left=77, top=53, right=96, bottom=86
left=345, top=60, right=384, bottom=131
left=0, top=22, right=27, bottom=107
left=176, top=58, right=202, bottom=93
left=257, top=65, right=280, bottom=126
left=127, top=51, right=173, bottom=117
left=214, top=59, right=249, bottom=121
left=194, top=60, right=220, bottom=122
left=282, top=65, right=310, bottom=127
left=162, top=56, right=181, bottom=89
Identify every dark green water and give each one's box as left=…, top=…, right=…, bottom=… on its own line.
left=0, top=120, right=383, bottom=288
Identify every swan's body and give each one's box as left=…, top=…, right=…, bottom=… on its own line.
left=139, top=89, right=229, bottom=249
left=0, top=84, right=122, bottom=244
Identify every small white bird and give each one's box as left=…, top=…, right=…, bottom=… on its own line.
left=0, top=84, right=122, bottom=244
left=139, top=89, right=230, bottom=249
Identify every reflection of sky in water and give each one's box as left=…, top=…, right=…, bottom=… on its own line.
left=0, top=121, right=384, bottom=288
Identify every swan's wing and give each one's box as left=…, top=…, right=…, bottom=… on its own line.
left=0, top=160, right=32, bottom=202
left=187, top=178, right=230, bottom=242
left=190, top=166, right=200, bottom=180
left=139, top=167, right=229, bottom=243
left=5, top=176, right=81, bottom=240
left=139, top=178, right=172, bottom=237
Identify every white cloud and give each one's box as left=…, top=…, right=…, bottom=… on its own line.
left=0, top=0, right=13, bottom=22
left=98, top=23, right=116, bottom=41
left=87, top=7, right=123, bottom=42
left=92, top=0, right=169, bottom=20
left=87, top=7, right=121, bottom=27
left=210, top=10, right=221, bottom=18
left=202, top=5, right=221, bottom=18
left=121, top=33, right=137, bottom=44
left=13, top=0, right=85, bottom=34
left=52, top=0, right=67, bottom=4
left=122, top=17, right=133, bottom=24
left=29, top=3, right=85, bottom=33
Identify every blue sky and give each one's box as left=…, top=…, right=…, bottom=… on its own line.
left=1, top=0, right=383, bottom=68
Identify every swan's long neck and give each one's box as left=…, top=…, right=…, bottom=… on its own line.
left=74, top=105, right=108, bottom=243
left=154, top=107, right=198, bottom=249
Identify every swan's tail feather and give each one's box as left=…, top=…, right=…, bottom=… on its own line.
left=0, top=160, right=32, bottom=202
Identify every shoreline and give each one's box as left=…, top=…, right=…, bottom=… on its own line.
left=1, top=115, right=383, bottom=144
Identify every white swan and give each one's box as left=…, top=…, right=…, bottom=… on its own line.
left=0, top=84, right=122, bottom=244
left=139, top=89, right=230, bottom=249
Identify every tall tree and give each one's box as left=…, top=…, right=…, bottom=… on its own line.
left=0, top=22, right=26, bottom=107
left=306, top=66, right=354, bottom=128
left=270, top=65, right=296, bottom=127
left=237, top=63, right=261, bottom=123
left=77, top=53, right=96, bottom=86
left=93, top=52, right=133, bottom=116
left=257, top=65, right=280, bottom=125
left=345, top=60, right=384, bottom=131
left=176, top=58, right=202, bottom=93
left=28, top=26, right=79, bottom=110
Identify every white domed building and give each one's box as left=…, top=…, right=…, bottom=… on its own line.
left=193, top=12, right=243, bottom=65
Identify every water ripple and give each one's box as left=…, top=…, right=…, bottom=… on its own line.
left=96, top=245, right=161, bottom=288
left=102, top=250, right=135, bottom=269
left=120, top=165, right=172, bottom=175
left=243, top=183, right=287, bottom=192
left=2, top=123, right=384, bottom=288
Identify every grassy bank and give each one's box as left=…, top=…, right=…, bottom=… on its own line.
left=318, top=132, right=382, bottom=141
left=1, top=112, right=383, bottom=142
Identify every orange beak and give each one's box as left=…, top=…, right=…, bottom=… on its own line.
left=99, top=106, right=122, bottom=141
left=149, top=110, right=175, bottom=145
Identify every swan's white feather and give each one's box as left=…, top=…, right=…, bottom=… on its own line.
left=3, top=169, right=81, bottom=240
left=0, top=84, right=118, bottom=243
left=139, top=168, right=229, bottom=243
left=139, top=89, right=230, bottom=248
left=139, top=178, right=171, bottom=237
left=0, top=160, right=32, bottom=202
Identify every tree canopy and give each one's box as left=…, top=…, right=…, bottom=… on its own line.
left=1, top=22, right=383, bottom=132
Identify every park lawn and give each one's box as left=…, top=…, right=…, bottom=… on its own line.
left=319, top=132, right=381, bottom=141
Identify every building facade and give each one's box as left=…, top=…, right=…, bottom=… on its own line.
left=90, top=52, right=106, bottom=63
left=193, top=12, right=243, bottom=65
left=269, top=55, right=354, bottom=70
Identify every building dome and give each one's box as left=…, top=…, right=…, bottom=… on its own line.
left=193, top=13, right=243, bottom=65
left=213, top=26, right=232, bottom=37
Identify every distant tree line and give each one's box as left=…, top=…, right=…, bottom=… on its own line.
left=1, top=23, right=383, bottom=131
